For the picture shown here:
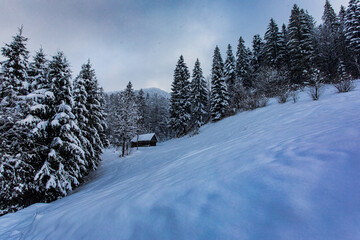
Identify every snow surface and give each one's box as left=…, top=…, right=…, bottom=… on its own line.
left=131, top=133, right=157, bottom=142
left=1, top=83, right=360, bottom=240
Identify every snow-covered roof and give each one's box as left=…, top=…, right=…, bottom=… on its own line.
left=131, top=133, right=157, bottom=142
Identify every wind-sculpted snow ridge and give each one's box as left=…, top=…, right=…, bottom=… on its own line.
left=1, top=82, right=360, bottom=240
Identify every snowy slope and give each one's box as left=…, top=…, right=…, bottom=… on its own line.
left=1, top=83, right=360, bottom=240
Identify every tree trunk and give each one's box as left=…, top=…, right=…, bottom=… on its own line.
left=354, top=57, right=360, bottom=76
left=122, top=136, right=125, bottom=157
left=137, top=134, right=139, bottom=150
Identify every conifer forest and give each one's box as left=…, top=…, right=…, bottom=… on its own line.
left=1, top=0, right=360, bottom=216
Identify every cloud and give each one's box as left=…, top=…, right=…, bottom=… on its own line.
left=0, top=0, right=350, bottom=92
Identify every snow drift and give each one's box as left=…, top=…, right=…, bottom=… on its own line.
left=1, top=83, right=360, bottom=240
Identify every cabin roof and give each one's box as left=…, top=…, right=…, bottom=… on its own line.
left=131, top=133, right=157, bottom=142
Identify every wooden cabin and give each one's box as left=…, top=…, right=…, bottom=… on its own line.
left=131, top=133, right=158, bottom=148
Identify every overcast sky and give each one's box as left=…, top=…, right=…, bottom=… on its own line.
left=0, top=0, right=349, bottom=92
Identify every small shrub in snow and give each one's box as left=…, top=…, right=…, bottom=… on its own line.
left=334, top=63, right=355, bottom=93
left=291, top=91, right=299, bottom=103
left=243, top=91, right=268, bottom=110
left=335, top=80, right=355, bottom=93
left=308, top=69, right=324, bottom=101
left=277, top=90, right=289, bottom=104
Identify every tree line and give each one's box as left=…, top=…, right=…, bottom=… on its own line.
left=0, top=27, right=108, bottom=215
left=105, top=83, right=171, bottom=157
left=170, top=0, right=359, bottom=137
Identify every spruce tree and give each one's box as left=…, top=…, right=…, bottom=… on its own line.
left=117, top=82, right=139, bottom=156
left=0, top=26, right=29, bottom=102
left=169, top=55, right=191, bottom=137
left=315, top=0, right=341, bottom=82
left=28, top=48, right=48, bottom=91
left=264, top=18, right=281, bottom=69
left=23, top=48, right=51, bottom=178
left=345, top=0, right=360, bottom=75
left=236, top=37, right=252, bottom=88
left=210, top=46, right=229, bottom=121
left=278, top=24, right=290, bottom=69
left=251, top=34, right=265, bottom=73
left=79, top=60, right=107, bottom=167
left=137, top=89, right=148, bottom=133
left=0, top=28, right=36, bottom=214
left=224, top=44, right=237, bottom=113
left=190, top=59, right=209, bottom=132
left=35, top=51, right=85, bottom=201
left=73, top=62, right=94, bottom=174
left=337, top=5, right=351, bottom=62
left=287, top=4, right=315, bottom=85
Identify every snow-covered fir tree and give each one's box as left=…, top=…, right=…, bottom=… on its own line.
left=251, top=34, right=265, bottom=73
left=0, top=27, right=29, bottom=102
left=0, top=28, right=36, bottom=214
left=28, top=48, right=48, bottom=92
left=334, top=60, right=355, bottom=92
left=169, top=55, right=191, bottom=137
left=315, top=0, right=341, bottom=82
left=264, top=18, right=281, bottom=69
left=73, top=60, right=107, bottom=174
left=345, top=0, right=360, bottom=75
left=115, top=82, right=140, bottom=156
left=210, top=46, right=229, bottom=122
left=224, top=44, right=237, bottom=113
left=287, top=4, right=315, bottom=85
left=278, top=24, right=290, bottom=69
left=337, top=5, right=353, bottom=72
left=0, top=28, right=108, bottom=215
left=190, top=59, right=209, bottom=132
left=236, top=37, right=252, bottom=88
left=35, top=51, right=85, bottom=201
left=136, top=89, right=148, bottom=134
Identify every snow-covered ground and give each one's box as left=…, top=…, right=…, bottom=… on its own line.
left=1, top=83, right=360, bottom=240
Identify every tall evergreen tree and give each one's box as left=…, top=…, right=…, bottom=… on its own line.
left=251, top=34, right=265, bottom=73
left=137, top=89, right=148, bottom=133
left=224, top=44, right=237, bottom=113
left=73, top=60, right=107, bottom=173
left=211, top=46, right=229, bottom=121
left=287, top=4, right=315, bottom=85
left=315, top=0, right=341, bottom=82
left=35, top=51, right=85, bottom=201
left=24, top=48, right=51, bottom=177
left=28, top=48, right=48, bottom=91
left=278, top=24, right=289, bottom=69
left=345, top=0, right=360, bottom=75
left=169, top=55, right=191, bottom=137
left=236, top=37, right=252, bottom=88
left=323, top=0, right=339, bottom=30
left=190, top=59, right=209, bottom=132
left=0, top=28, right=36, bottom=214
left=337, top=5, right=354, bottom=74
left=117, top=82, right=139, bottom=156
left=264, top=18, right=281, bottom=68
left=0, top=27, right=29, bottom=102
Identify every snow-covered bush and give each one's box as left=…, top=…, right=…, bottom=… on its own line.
left=308, top=69, right=324, bottom=101
left=334, top=63, right=355, bottom=93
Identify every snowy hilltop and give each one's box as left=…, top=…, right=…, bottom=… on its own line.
left=1, top=82, right=360, bottom=240
left=108, top=87, right=170, bottom=99
left=140, top=88, right=170, bottom=99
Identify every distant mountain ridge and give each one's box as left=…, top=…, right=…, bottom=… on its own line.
left=137, top=88, right=170, bottom=99
left=107, top=88, right=170, bottom=99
